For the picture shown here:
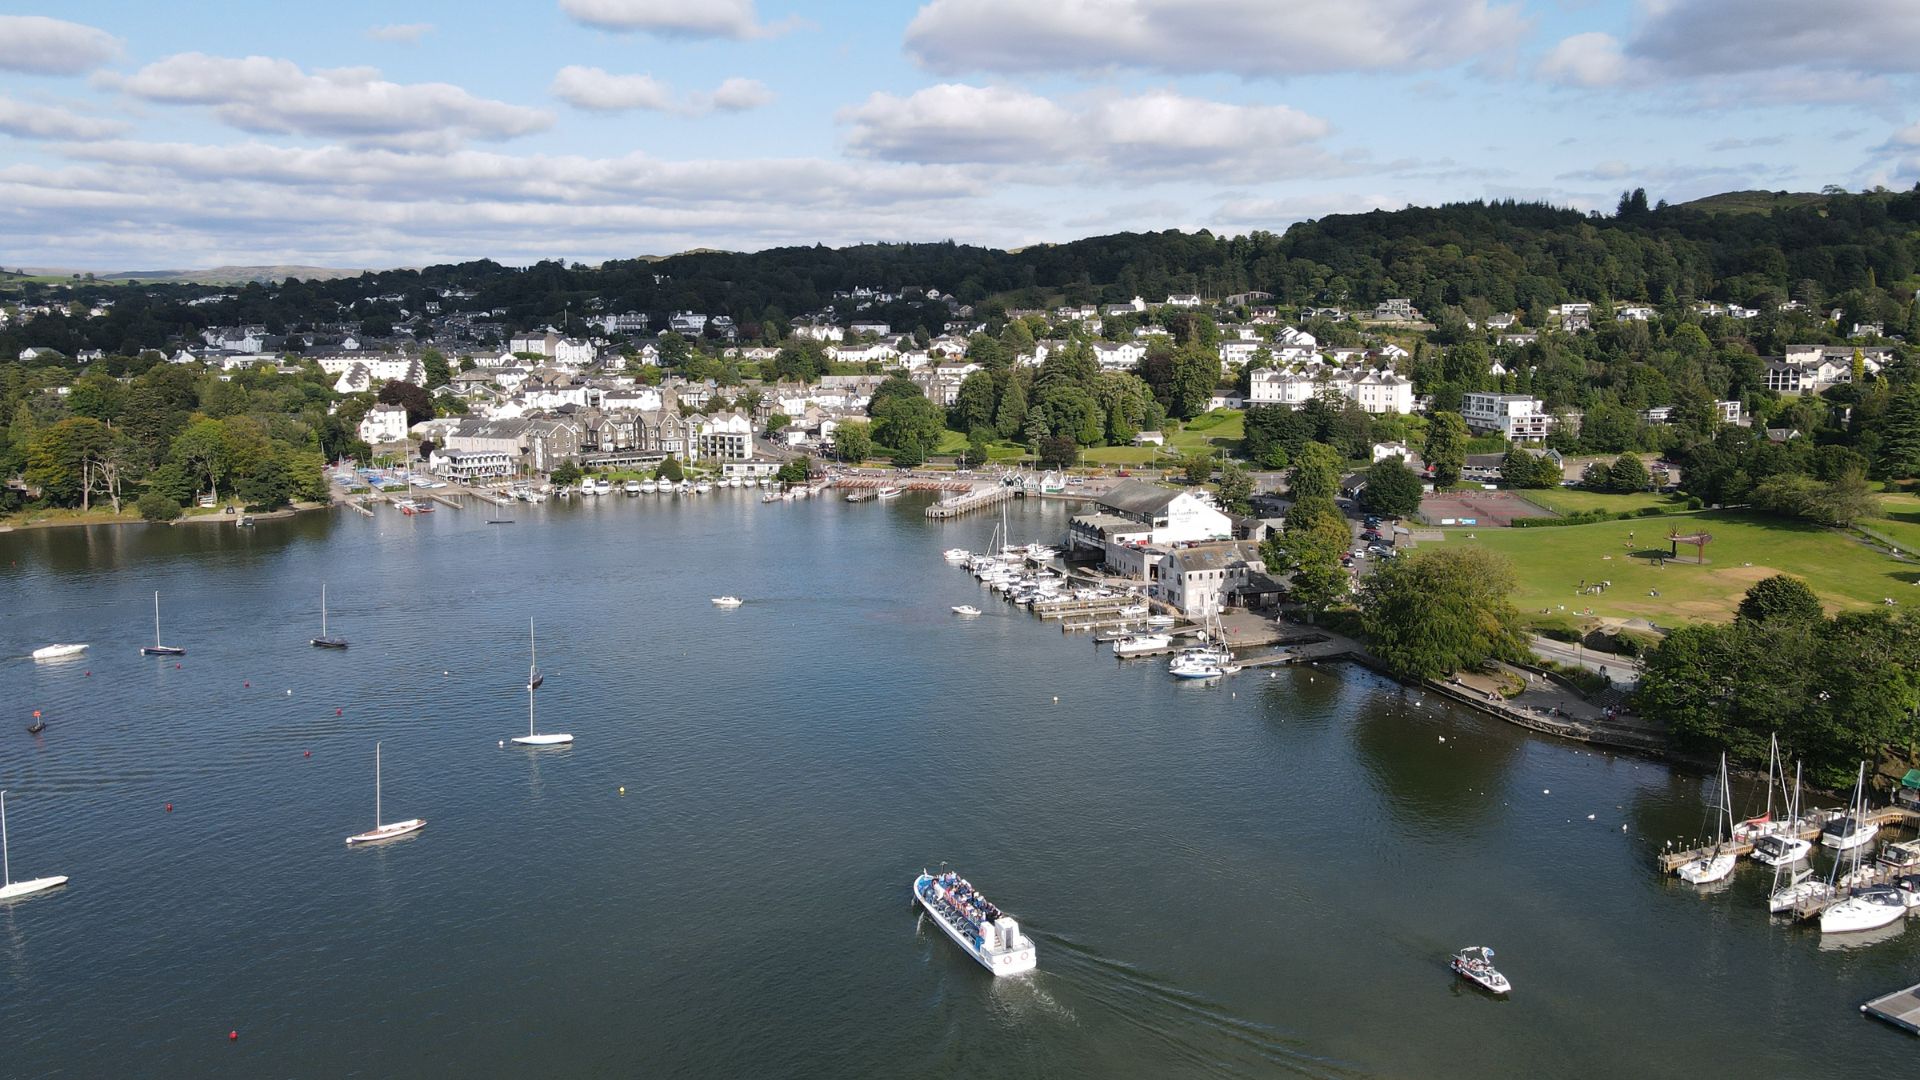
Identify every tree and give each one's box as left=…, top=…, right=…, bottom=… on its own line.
left=136, top=489, right=181, bottom=522
left=1360, top=547, right=1525, bottom=680
left=994, top=375, right=1028, bottom=439
left=657, top=332, right=692, bottom=368
left=1181, top=453, right=1213, bottom=485
left=1261, top=493, right=1351, bottom=615
left=1287, top=441, right=1343, bottom=502
left=376, top=380, right=433, bottom=426
left=1216, top=461, right=1254, bottom=516
left=1876, top=386, right=1920, bottom=480
left=765, top=413, right=792, bottom=437
left=1500, top=445, right=1560, bottom=488
left=1168, top=344, right=1218, bottom=419
left=657, top=455, right=684, bottom=482
left=1607, top=453, right=1651, bottom=493
left=831, top=420, right=872, bottom=463
left=869, top=387, right=945, bottom=467
left=551, top=461, right=583, bottom=487
left=1360, top=457, right=1423, bottom=518
left=952, top=371, right=998, bottom=434
left=775, top=455, right=811, bottom=485
left=1736, top=575, right=1823, bottom=624
left=1037, top=435, right=1080, bottom=469
left=1422, top=411, right=1468, bottom=487
left=422, top=349, right=452, bottom=390
left=771, top=339, right=827, bottom=383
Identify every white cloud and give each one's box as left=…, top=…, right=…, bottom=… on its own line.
left=1625, top=0, right=1920, bottom=78
left=1537, top=32, right=1627, bottom=87
left=0, top=96, right=128, bottom=140
left=0, top=15, right=121, bottom=75
left=551, top=66, right=774, bottom=114
left=903, top=0, right=1526, bottom=77
left=110, top=54, right=552, bottom=147
left=366, top=23, right=435, bottom=44
left=557, top=0, right=790, bottom=39
left=842, top=84, right=1337, bottom=180
left=1883, top=122, right=1920, bottom=151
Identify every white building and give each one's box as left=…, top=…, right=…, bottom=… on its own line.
left=1090, top=341, right=1147, bottom=371
left=794, top=323, right=845, bottom=342
left=1152, top=541, right=1266, bottom=619
left=357, top=404, right=411, bottom=445
left=695, top=411, right=755, bottom=460
left=554, top=338, right=595, bottom=366
left=668, top=312, right=709, bottom=335
left=1248, top=368, right=1415, bottom=414
left=1461, top=392, right=1557, bottom=440
left=1164, top=294, right=1203, bottom=308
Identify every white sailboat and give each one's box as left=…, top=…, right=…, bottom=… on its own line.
left=1820, top=763, right=1905, bottom=935
left=344, top=742, right=426, bottom=845
left=310, top=583, right=348, bottom=649
left=1675, top=754, right=1738, bottom=884
left=141, top=590, right=185, bottom=656
left=0, top=790, right=68, bottom=901
left=1754, top=761, right=1813, bottom=868
left=1732, top=733, right=1785, bottom=842
left=511, top=621, right=572, bottom=746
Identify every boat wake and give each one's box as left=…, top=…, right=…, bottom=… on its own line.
left=1033, top=933, right=1373, bottom=1079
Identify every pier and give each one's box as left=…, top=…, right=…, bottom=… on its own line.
left=1862, top=981, right=1920, bottom=1036
left=924, top=483, right=1015, bottom=519
left=1656, top=807, right=1920, bottom=874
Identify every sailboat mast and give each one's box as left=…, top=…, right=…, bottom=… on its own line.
left=374, top=742, right=382, bottom=829
left=154, top=591, right=162, bottom=648
left=2, top=790, right=11, bottom=887
left=321, top=584, right=328, bottom=638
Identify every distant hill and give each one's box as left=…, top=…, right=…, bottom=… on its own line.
left=1673, top=190, right=1833, bottom=216
left=13, top=264, right=374, bottom=285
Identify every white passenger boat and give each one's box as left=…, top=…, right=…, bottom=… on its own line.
left=943, top=548, right=972, bottom=563
left=1880, top=839, right=1920, bottom=870
left=344, top=743, right=425, bottom=845
left=1145, top=614, right=1177, bottom=628
left=0, top=789, right=68, bottom=901
left=1112, top=632, right=1172, bottom=657
left=593, top=479, right=612, bottom=495
left=1752, top=833, right=1812, bottom=868
left=951, top=605, right=981, bottom=617
left=876, top=486, right=903, bottom=500
left=1116, top=603, right=1149, bottom=619
left=1450, top=946, right=1510, bottom=994
left=912, top=870, right=1036, bottom=976
left=711, top=596, right=744, bottom=608
left=30, top=643, right=88, bottom=661
left=641, top=481, right=658, bottom=494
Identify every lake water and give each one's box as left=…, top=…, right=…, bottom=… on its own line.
left=1, top=493, right=1914, bottom=1078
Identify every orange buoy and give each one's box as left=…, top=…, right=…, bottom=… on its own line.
left=32, top=710, right=40, bottom=718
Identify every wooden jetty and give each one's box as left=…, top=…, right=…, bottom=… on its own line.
left=925, top=483, right=1015, bottom=519
left=345, top=498, right=375, bottom=517
left=1656, top=806, right=1920, bottom=874
left=424, top=492, right=463, bottom=510
left=1034, top=596, right=1137, bottom=619
left=1862, top=980, right=1920, bottom=1036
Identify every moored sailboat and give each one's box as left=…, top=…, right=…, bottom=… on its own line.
left=511, top=622, right=572, bottom=746
left=310, top=583, right=348, bottom=649
left=0, top=789, right=68, bottom=901
left=1675, top=754, right=1737, bottom=884
left=344, top=742, right=425, bottom=845
left=141, top=590, right=185, bottom=656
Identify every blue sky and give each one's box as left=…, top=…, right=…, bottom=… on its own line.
left=0, top=0, right=1916, bottom=269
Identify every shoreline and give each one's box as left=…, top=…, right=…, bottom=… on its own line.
left=0, top=501, right=330, bottom=533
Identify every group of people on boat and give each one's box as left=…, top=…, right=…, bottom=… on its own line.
left=932, top=871, right=1002, bottom=927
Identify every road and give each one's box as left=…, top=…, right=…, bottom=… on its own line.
left=1527, top=633, right=1642, bottom=687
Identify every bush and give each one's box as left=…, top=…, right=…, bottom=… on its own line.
left=1685, top=496, right=1704, bottom=510
left=136, top=490, right=182, bottom=522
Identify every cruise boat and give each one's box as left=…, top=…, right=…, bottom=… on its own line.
left=1169, top=647, right=1236, bottom=680
left=876, top=486, right=903, bottom=500
left=912, top=870, right=1036, bottom=976
left=1145, top=614, right=1177, bottom=629
left=30, top=643, right=88, bottom=661
left=951, top=605, right=982, bottom=617
left=1112, top=632, right=1172, bottom=657
left=1450, top=946, right=1510, bottom=994
left=711, top=596, right=744, bottom=608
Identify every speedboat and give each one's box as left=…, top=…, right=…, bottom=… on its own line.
left=876, top=486, right=903, bottom=500
left=593, top=479, right=612, bottom=495
left=913, top=869, right=1036, bottom=976
left=943, top=548, right=972, bottom=563
left=1116, top=603, right=1149, bottom=619
left=641, top=481, right=658, bottom=494
left=711, top=596, right=744, bottom=608
left=951, top=605, right=982, bottom=617
left=1880, top=839, right=1920, bottom=870
left=624, top=481, right=641, bottom=495
left=30, top=644, right=88, bottom=661
left=1820, top=885, right=1909, bottom=934
left=1750, top=833, right=1812, bottom=867
left=1112, top=633, right=1172, bottom=657
left=1450, top=946, right=1510, bottom=994
left=1821, top=815, right=1878, bottom=852
left=1675, top=845, right=1737, bottom=885
left=1145, top=614, right=1177, bottom=628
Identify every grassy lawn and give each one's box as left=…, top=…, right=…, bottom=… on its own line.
left=1078, top=409, right=1245, bottom=467
left=1513, top=488, right=1693, bottom=517
left=1866, top=492, right=1920, bottom=556
left=1440, top=510, right=1914, bottom=628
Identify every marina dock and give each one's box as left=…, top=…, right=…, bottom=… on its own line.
left=1862, top=981, right=1920, bottom=1036
left=1655, top=807, right=1920, bottom=875
left=924, top=483, right=1015, bottom=519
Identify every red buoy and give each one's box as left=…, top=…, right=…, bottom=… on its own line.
left=244, top=681, right=250, bottom=688
left=229, top=1030, right=238, bottom=1042
left=303, top=750, right=311, bottom=758
left=165, top=803, right=173, bottom=812
left=85, top=670, right=92, bottom=676
left=175, top=663, right=181, bottom=669
left=32, top=710, right=40, bottom=718
left=336, top=708, right=342, bottom=716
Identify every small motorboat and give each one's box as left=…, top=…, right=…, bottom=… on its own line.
left=1880, top=839, right=1920, bottom=870
left=943, top=548, right=971, bottom=562
left=1450, top=946, right=1510, bottom=994
left=711, top=596, right=744, bottom=608
left=876, top=486, right=903, bottom=500
left=952, top=605, right=982, bottom=616
left=1145, top=614, right=1177, bottom=628
left=30, top=644, right=88, bottom=661
left=1751, top=832, right=1812, bottom=868
left=25, top=718, right=45, bottom=735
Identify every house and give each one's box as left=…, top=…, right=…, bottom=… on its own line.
left=357, top=404, right=411, bottom=444
left=591, top=312, right=649, bottom=334
left=668, top=312, right=709, bottom=335
left=1373, top=299, right=1417, bottom=321
left=849, top=321, right=892, bottom=337
left=1151, top=540, right=1266, bottom=619
left=1486, top=312, right=1517, bottom=329
left=1616, top=305, right=1656, bottom=322
left=554, top=338, right=595, bottom=366
left=1164, top=294, right=1203, bottom=308
left=1218, top=339, right=1265, bottom=366
left=1093, top=481, right=1232, bottom=547
left=722, top=457, right=782, bottom=480
left=1090, top=341, right=1147, bottom=371
left=1372, top=441, right=1413, bottom=463
left=694, top=411, right=755, bottom=460
left=1851, top=322, right=1885, bottom=339
left=1349, top=370, right=1415, bottom=415
left=794, top=322, right=845, bottom=343
left=1223, top=291, right=1273, bottom=307
left=1133, top=431, right=1166, bottom=447
left=1553, top=302, right=1592, bottom=332
left=1461, top=392, right=1558, bottom=441
left=433, top=449, right=513, bottom=482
